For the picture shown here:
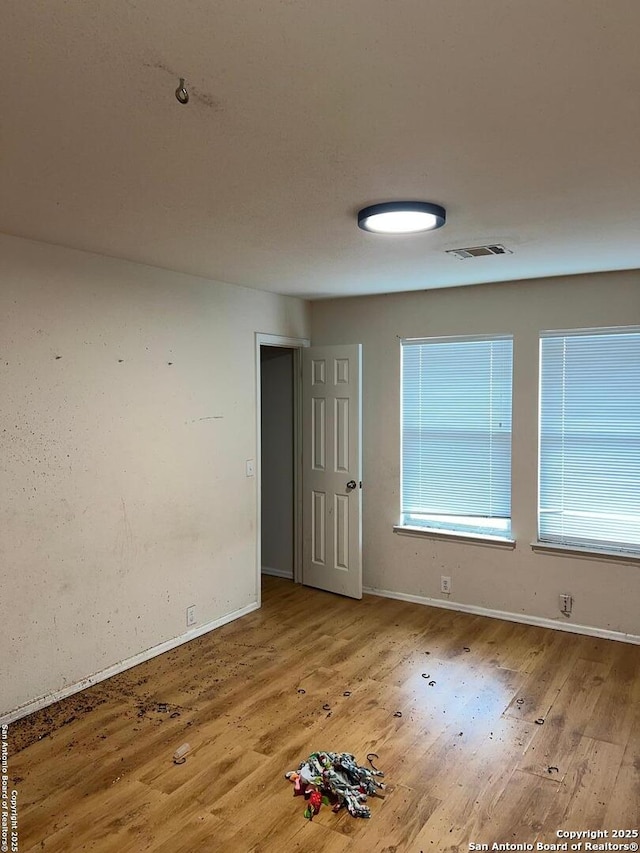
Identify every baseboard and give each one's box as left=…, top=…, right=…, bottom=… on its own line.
left=363, top=586, right=640, bottom=645
left=261, top=566, right=294, bottom=579
left=2, top=600, right=260, bottom=725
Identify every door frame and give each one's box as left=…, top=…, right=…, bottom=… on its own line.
left=255, top=333, right=310, bottom=606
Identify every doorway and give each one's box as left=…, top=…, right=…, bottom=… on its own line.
left=255, top=333, right=309, bottom=603
left=260, top=345, right=295, bottom=580
left=255, top=334, right=363, bottom=602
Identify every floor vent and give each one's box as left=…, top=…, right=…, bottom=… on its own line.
left=446, top=244, right=513, bottom=260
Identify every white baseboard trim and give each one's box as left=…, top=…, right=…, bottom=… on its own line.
left=2, top=600, right=260, bottom=725
left=261, top=566, right=294, bottom=579
left=363, top=586, right=640, bottom=646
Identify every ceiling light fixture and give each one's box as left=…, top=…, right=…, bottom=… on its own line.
left=357, top=201, right=446, bottom=234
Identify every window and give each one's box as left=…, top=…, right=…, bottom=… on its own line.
left=539, top=327, right=640, bottom=555
left=400, top=335, right=513, bottom=539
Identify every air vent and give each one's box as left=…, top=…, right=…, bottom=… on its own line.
left=446, top=244, right=513, bottom=260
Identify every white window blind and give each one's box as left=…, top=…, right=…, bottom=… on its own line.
left=401, top=336, right=513, bottom=537
left=539, top=328, right=640, bottom=554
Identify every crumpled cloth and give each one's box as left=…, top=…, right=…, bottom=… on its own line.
left=286, top=751, right=385, bottom=818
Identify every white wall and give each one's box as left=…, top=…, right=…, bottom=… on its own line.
left=260, top=348, right=294, bottom=578
left=311, top=270, right=640, bottom=638
left=0, top=234, right=309, bottom=719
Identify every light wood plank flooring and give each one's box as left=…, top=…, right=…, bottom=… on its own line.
left=9, top=577, right=640, bottom=851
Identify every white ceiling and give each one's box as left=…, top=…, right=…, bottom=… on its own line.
left=3, top=0, right=640, bottom=299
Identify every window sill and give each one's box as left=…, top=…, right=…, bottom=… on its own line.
left=393, top=525, right=516, bottom=548
left=531, top=541, right=640, bottom=564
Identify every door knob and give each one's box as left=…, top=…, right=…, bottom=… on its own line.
left=346, top=480, right=357, bottom=491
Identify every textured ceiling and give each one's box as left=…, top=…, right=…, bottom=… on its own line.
left=2, top=0, right=640, bottom=298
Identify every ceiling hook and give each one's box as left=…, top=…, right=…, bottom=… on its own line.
left=175, top=78, right=189, bottom=105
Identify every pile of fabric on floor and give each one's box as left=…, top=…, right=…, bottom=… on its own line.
left=285, top=751, right=386, bottom=820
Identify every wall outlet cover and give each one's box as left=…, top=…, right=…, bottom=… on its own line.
left=559, top=593, right=573, bottom=616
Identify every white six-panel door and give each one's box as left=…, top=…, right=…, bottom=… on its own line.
left=302, top=344, right=362, bottom=599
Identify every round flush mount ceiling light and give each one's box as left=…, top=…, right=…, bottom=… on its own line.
left=357, top=201, right=446, bottom=234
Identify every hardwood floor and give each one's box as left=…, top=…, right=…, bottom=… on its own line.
left=9, top=577, right=640, bottom=851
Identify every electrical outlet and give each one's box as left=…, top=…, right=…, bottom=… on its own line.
left=441, top=576, right=452, bottom=594
left=559, top=593, right=573, bottom=617
left=246, top=459, right=255, bottom=477
left=186, top=605, right=197, bottom=627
